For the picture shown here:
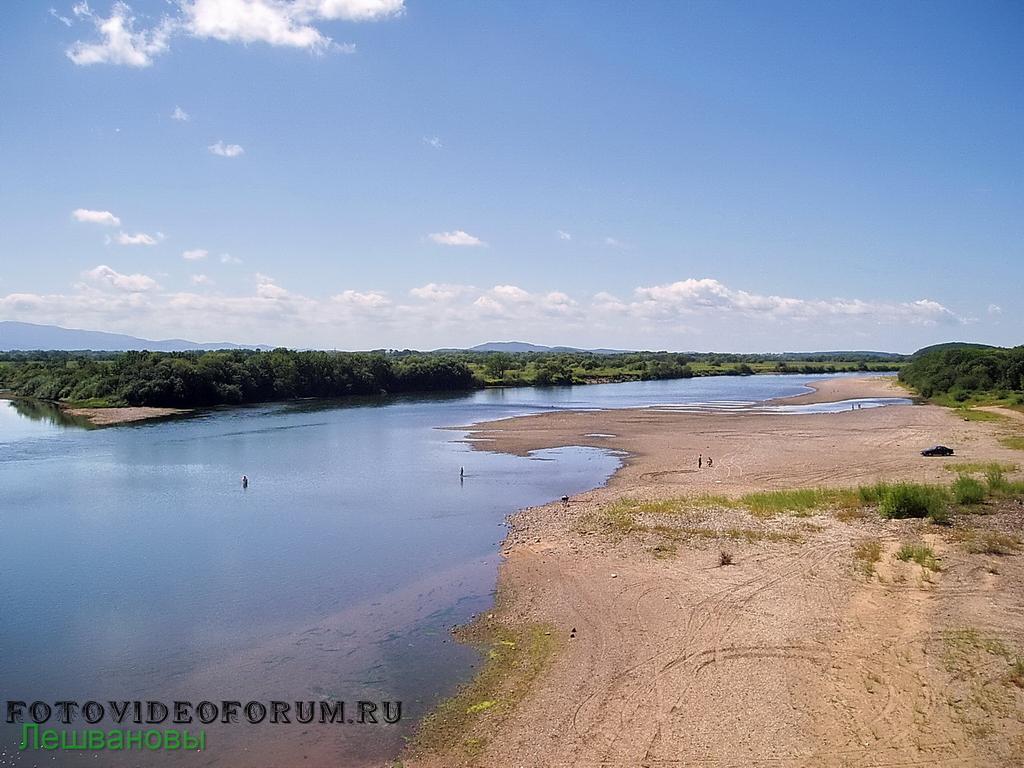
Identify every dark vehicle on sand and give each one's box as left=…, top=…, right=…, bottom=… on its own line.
left=921, top=445, right=954, bottom=457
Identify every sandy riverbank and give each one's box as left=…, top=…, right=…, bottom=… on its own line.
left=407, top=378, right=1024, bottom=767
left=62, top=405, right=190, bottom=425
left=769, top=373, right=907, bottom=405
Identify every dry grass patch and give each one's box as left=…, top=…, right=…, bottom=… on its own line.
left=853, top=538, right=883, bottom=578
left=945, top=461, right=1019, bottom=475
left=963, top=531, right=1022, bottom=556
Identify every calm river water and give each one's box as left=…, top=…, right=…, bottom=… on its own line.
left=0, top=374, right=906, bottom=766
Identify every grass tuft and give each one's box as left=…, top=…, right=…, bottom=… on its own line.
left=896, top=542, right=940, bottom=571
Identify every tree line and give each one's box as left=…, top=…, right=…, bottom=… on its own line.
left=899, top=345, right=1024, bottom=402
left=0, top=350, right=477, bottom=407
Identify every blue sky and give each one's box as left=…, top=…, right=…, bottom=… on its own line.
left=0, top=1, right=1020, bottom=351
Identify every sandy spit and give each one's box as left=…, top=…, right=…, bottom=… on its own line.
left=407, top=377, right=1024, bottom=768
left=62, top=405, right=191, bottom=426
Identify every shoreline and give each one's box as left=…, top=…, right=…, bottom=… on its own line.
left=405, top=376, right=1024, bottom=767
left=767, top=373, right=906, bottom=405
left=1, top=393, right=191, bottom=426
left=0, top=370, right=900, bottom=429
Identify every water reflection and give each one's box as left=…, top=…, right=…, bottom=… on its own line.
left=2, top=397, right=95, bottom=428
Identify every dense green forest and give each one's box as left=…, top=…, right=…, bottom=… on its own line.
left=0, top=349, right=903, bottom=408
left=0, top=350, right=476, bottom=407
left=899, top=345, right=1024, bottom=404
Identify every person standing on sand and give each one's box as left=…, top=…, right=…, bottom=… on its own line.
left=707, top=457, right=713, bottom=468
left=698, top=454, right=703, bottom=469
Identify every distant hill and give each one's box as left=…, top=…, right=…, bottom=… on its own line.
left=911, top=342, right=1002, bottom=358
left=467, top=341, right=632, bottom=354
left=779, top=350, right=907, bottom=361
left=0, top=321, right=270, bottom=352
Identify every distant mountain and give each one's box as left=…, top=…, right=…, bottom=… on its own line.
left=0, top=321, right=270, bottom=352
left=466, top=341, right=633, bottom=354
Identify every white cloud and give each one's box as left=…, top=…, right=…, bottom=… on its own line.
left=184, top=0, right=330, bottom=50
left=220, top=253, right=243, bottom=264
left=255, top=273, right=291, bottom=299
left=422, top=135, right=442, bottom=149
left=604, top=236, right=626, bottom=248
left=171, top=105, right=190, bottom=121
left=115, top=231, right=158, bottom=246
left=332, top=289, right=390, bottom=308
left=84, top=264, right=159, bottom=292
left=208, top=140, right=244, bottom=157
left=72, top=208, right=121, bottom=226
left=557, top=230, right=572, bottom=241
left=627, top=278, right=962, bottom=326
left=428, top=230, right=485, bottom=247
left=50, top=8, right=74, bottom=26
left=0, top=272, right=965, bottom=351
left=66, top=2, right=174, bottom=67
left=988, top=304, right=1003, bottom=316
left=182, top=248, right=208, bottom=260
left=308, top=0, right=405, bottom=21
left=66, top=0, right=404, bottom=65
left=409, top=283, right=474, bottom=301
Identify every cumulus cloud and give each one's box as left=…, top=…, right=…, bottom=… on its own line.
left=988, top=304, right=1003, bottom=316
left=72, top=208, right=121, bottom=226
left=332, top=289, right=390, bottom=308
left=66, top=0, right=404, bottom=65
left=557, top=230, right=572, bottom=241
left=422, top=135, right=442, bottom=149
left=182, top=248, right=208, bottom=260
left=171, top=105, right=190, bottom=121
left=115, top=231, right=158, bottom=246
left=84, top=264, right=159, bottom=292
left=208, top=140, right=244, bottom=157
left=409, top=283, right=474, bottom=301
left=66, top=2, right=174, bottom=67
left=220, top=253, right=243, bottom=264
left=0, top=273, right=964, bottom=351
left=428, top=230, right=485, bottom=247
left=626, top=278, right=962, bottom=326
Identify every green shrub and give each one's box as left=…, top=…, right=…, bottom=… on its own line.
left=878, top=483, right=949, bottom=522
left=858, top=482, right=891, bottom=504
left=987, top=466, right=1011, bottom=495
left=953, top=474, right=986, bottom=505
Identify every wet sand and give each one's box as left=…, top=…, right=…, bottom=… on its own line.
left=408, top=378, right=1024, bottom=768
